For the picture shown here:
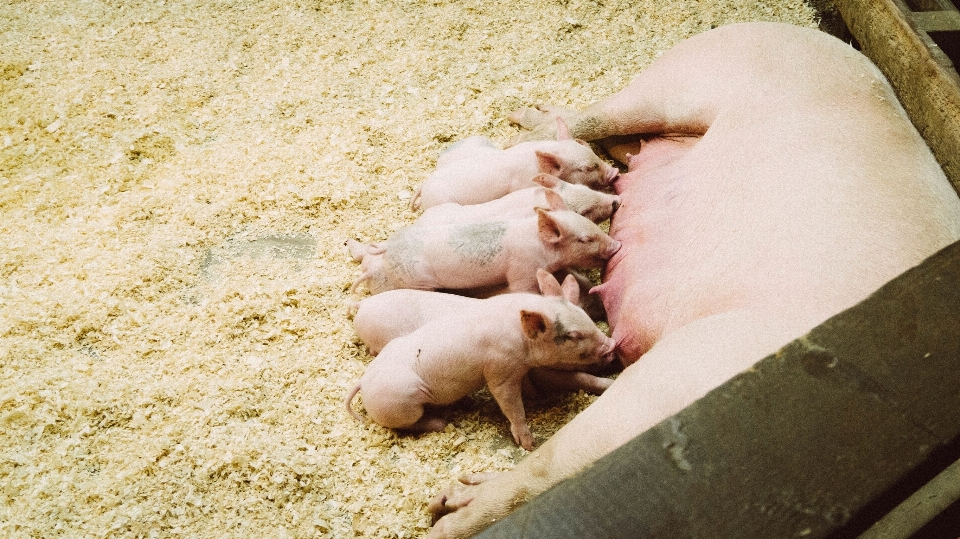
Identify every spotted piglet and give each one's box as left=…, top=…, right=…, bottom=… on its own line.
left=346, top=202, right=620, bottom=295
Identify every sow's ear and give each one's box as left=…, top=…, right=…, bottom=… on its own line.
left=520, top=309, right=549, bottom=339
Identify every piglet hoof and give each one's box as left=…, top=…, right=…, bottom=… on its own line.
left=511, top=424, right=535, bottom=451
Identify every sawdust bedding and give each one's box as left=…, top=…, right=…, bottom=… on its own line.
left=0, top=0, right=817, bottom=537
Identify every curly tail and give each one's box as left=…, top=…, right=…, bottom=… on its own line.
left=345, top=382, right=367, bottom=423
left=349, top=274, right=369, bottom=295
left=410, top=184, right=423, bottom=211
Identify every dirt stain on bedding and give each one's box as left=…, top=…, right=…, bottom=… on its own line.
left=0, top=0, right=815, bottom=536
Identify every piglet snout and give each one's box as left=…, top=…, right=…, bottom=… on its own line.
left=604, top=166, right=620, bottom=185
left=599, top=337, right=617, bottom=365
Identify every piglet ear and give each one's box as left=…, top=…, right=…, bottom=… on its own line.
left=555, top=117, right=572, bottom=140
left=536, top=269, right=562, bottom=297
left=535, top=151, right=563, bottom=177
left=520, top=310, right=548, bottom=339
left=543, top=189, right=567, bottom=211
left=560, top=273, right=581, bottom=305
left=536, top=207, right=563, bottom=244
left=531, top=173, right=561, bottom=189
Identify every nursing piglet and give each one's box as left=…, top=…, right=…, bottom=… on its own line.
left=415, top=173, right=620, bottom=227
left=450, top=267, right=607, bottom=322
left=349, top=271, right=613, bottom=394
left=344, top=275, right=617, bottom=450
left=410, top=119, right=618, bottom=210
left=350, top=289, right=479, bottom=355
left=346, top=207, right=620, bottom=295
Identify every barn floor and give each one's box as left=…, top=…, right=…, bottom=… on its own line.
left=0, top=1, right=815, bottom=537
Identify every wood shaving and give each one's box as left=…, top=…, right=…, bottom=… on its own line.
left=0, top=0, right=815, bottom=536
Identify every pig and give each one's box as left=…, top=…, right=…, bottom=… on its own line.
left=414, top=173, right=621, bottom=227
left=350, top=289, right=480, bottom=355
left=410, top=118, right=619, bottom=210
left=346, top=205, right=621, bottom=295
left=344, top=269, right=618, bottom=450
left=427, top=22, right=960, bottom=538
left=446, top=267, right=607, bottom=322
left=349, top=270, right=613, bottom=395
left=556, top=268, right=606, bottom=322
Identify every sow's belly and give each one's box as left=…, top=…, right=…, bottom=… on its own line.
left=594, top=135, right=723, bottom=365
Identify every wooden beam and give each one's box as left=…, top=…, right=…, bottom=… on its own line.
left=859, top=457, right=960, bottom=539
left=834, top=0, right=960, bottom=198
left=911, top=10, right=960, bottom=33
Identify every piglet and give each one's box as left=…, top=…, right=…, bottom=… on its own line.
left=415, top=173, right=620, bottom=227
left=346, top=205, right=620, bottom=295
left=410, top=118, right=618, bottom=210
left=344, top=270, right=617, bottom=450
left=438, top=267, right=606, bottom=322
left=350, top=289, right=479, bottom=355
left=350, top=270, right=612, bottom=394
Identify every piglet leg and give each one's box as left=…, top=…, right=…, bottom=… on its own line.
left=409, top=416, right=448, bottom=432
left=527, top=368, right=613, bottom=396
left=486, top=378, right=534, bottom=450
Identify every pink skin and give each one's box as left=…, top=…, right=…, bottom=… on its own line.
left=351, top=289, right=479, bottom=356
left=410, top=118, right=619, bottom=211
left=427, top=22, right=960, bottom=538
left=346, top=205, right=621, bottom=295
left=450, top=268, right=606, bottom=322
left=344, top=270, right=617, bottom=451
left=415, top=173, right=621, bottom=227
left=349, top=270, right=614, bottom=395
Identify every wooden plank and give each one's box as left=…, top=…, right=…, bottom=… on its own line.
left=835, top=0, right=960, bottom=198
left=905, top=0, right=958, bottom=12
left=859, top=457, right=960, bottom=538
left=475, top=239, right=960, bottom=539
left=911, top=11, right=960, bottom=32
